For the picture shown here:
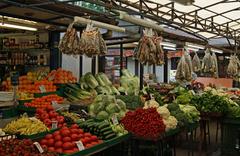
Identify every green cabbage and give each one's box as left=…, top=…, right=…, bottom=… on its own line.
left=106, top=103, right=120, bottom=114
left=116, top=99, right=126, bottom=111
left=95, top=73, right=106, bottom=86
left=84, top=72, right=99, bottom=89
left=96, top=111, right=109, bottom=120
left=99, top=73, right=112, bottom=86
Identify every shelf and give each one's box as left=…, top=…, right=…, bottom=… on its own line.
left=0, top=64, right=49, bottom=67
left=0, top=48, right=49, bottom=52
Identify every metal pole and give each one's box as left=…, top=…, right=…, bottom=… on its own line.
left=120, top=42, right=123, bottom=76
left=139, top=0, right=144, bottom=90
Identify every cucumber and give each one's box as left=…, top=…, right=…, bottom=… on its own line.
left=104, top=133, right=116, bottom=140
left=98, top=122, right=110, bottom=129
left=102, top=130, right=115, bottom=136
left=100, top=126, right=112, bottom=133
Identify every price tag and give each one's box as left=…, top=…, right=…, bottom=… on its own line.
left=125, top=91, right=128, bottom=95
left=111, top=115, right=119, bottom=125
left=51, top=101, right=58, bottom=105
left=51, top=121, right=58, bottom=129
left=150, top=94, right=155, bottom=100
left=76, top=141, right=85, bottom=151
left=190, top=90, right=196, bottom=95
left=34, top=142, right=44, bottom=153
left=81, top=109, right=88, bottom=115
left=29, top=117, right=38, bottom=121
left=39, top=85, right=46, bottom=93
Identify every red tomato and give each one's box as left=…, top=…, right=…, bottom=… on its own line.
left=40, top=139, right=48, bottom=145
left=48, top=111, right=57, bottom=118
left=84, top=133, right=91, bottom=137
left=61, top=129, right=71, bottom=137
left=55, top=135, right=62, bottom=141
left=90, top=135, right=98, bottom=142
left=70, top=134, right=79, bottom=141
left=53, top=131, right=60, bottom=137
left=48, top=139, right=55, bottom=147
left=71, top=124, right=79, bottom=129
left=54, top=141, right=63, bottom=148
left=85, top=144, right=92, bottom=148
left=55, top=148, right=63, bottom=153
left=45, top=134, right=53, bottom=139
left=48, top=147, right=55, bottom=152
left=62, top=142, right=73, bottom=150
left=70, top=129, right=78, bottom=134
left=63, top=150, right=74, bottom=154
left=91, top=141, right=98, bottom=146
left=78, top=134, right=84, bottom=139
left=63, top=137, right=71, bottom=142
left=78, top=129, right=84, bottom=134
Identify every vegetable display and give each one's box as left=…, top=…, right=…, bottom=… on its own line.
left=0, top=139, right=58, bottom=156
left=119, top=69, right=139, bottom=95
left=3, top=114, right=49, bottom=135
left=121, top=108, right=165, bottom=140
left=46, top=68, right=77, bottom=84
left=35, top=107, right=66, bottom=129
left=88, top=95, right=127, bottom=121
left=24, top=94, right=64, bottom=108
left=116, top=95, right=143, bottom=110
left=39, top=124, right=102, bottom=154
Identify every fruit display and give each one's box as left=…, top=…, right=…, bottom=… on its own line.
left=0, top=139, right=58, bottom=156
left=17, top=92, right=34, bottom=100
left=46, top=68, right=77, bottom=84
left=39, top=124, right=102, bottom=154
left=79, top=119, right=117, bottom=140
left=30, top=80, right=57, bottom=93
left=64, top=83, right=96, bottom=103
left=24, top=94, right=64, bottom=108
left=35, top=107, right=66, bottom=129
left=3, top=114, right=49, bottom=135
left=88, top=95, right=127, bottom=121
left=60, top=111, right=87, bottom=123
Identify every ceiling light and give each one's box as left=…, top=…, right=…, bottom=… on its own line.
left=163, top=46, right=176, bottom=51
left=186, top=42, right=205, bottom=49
left=186, top=47, right=199, bottom=52
left=161, top=42, right=176, bottom=48
left=0, top=23, right=37, bottom=31
left=211, top=48, right=223, bottom=54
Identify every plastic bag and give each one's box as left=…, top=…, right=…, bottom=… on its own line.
left=192, top=52, right=201, bottom=72
left=202, top=48, right=212, bottom=73
left=211, top=52, right=218, bottom=78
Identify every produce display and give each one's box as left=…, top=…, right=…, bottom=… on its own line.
left=79, top=119, right=117, bottom=140
left=116, top=95, right=143, bottom=110
left=79, top=25, right=107, bottom=56
left=88, top=95, right=127, bottom=121
left=17, top=92, right=34, bottom=100
left=39, top=124, right=102, bottom=154
left=24, top=94, right=64, bottom=108
left=60, top=111, right=88, bottom=123
left=119, top=69, right=139, bottom=95
left=46, top=68, right=77, bottom=84
left=0, top=139, right=58, bottom=156
left=3, top=114, right=49, bottom=135
left=64, top=83, right=96, bottom=103
left=121, top=108, right=165, bottom=139
left=58, top=23, right=80, bottom=55
left=136, top=28, right=164, bottom=65
left=35, top=107, right=66, bottom=129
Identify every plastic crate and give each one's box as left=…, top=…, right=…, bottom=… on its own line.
left=221, top=118, right=240, bottom=156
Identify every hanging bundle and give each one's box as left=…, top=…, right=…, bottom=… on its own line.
left=79, top=24, right=107, bottom=57
left=211, top=52, right=219, bottom=78
left=192, top=52, right=201, bottom=72
left=201, top=48, right=212, bottom=73
left=58, top=23, right=80, bottom=54
left=136, top=28, right=164, bottom=65
left=175, top=50, right=193, bottom=83
left=227, top=55, right=240, bottom=78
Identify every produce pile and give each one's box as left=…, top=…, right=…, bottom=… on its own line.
left=64, top=83, right=97, bottom=103
left=79, top=25, right=107, bottom=56
left=0, top=139, right=58, bottom=156
left=46, top=68, right=77, bottom=84
left=136, top=28, right=164, bottom=65
left=39, top=124, right=102, bottom=154
left=58, top=23, right=80, bottom=55
left=35, top=107, right=66, bottom=129
left=88, top=95, right=127, bottom=121
left=79, top=72, right=120, bottom=95
left=24, top=94, right=64, bottom=108
left=227, top=55, right=240, bottom=78
left=3, top=114, right=49, bottom=135
left=17, top=92, right=34, bottom=100
left=119, top=69, right=139, bottom=95
left=60, top=111, right=89, bottom=123
left=121, top=108, right=165, bottom=140
left=175, top=51, right=193, bottom=82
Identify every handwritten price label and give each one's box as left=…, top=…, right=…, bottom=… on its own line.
left=33, top=142, right=44, bottom=153
left=39, top=85, right=46, bottom=93
left=76, top=141, right=85, bottom=151
left=51, top=121, right=58, bottom=129
left=111, top=115, right=119, bottom=125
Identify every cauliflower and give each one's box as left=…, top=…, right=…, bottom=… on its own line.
left=163, top=116, right=178, bottom=131
left=157, top=106, right=170, bottom=119
left=143, top=99, right=159, bottom=109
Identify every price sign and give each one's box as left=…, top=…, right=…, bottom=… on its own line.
left=111, top=115, right=119, bottom=125
left=39, top=85, right=46, bottom=93
left=33, top=142, right=44, bottom=153
left=76, top=141, right=85, bottom=151
left=29, top=117, right=38, bottom=121
left=150, top=94, right=155, bottom=100
left=51, top=101, right=58, bottom=105
left=10, top=71, right=19, bottom=86
left=81, top=109, right=88, bottom=115
left=51, top=121, right=58, bottom=129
